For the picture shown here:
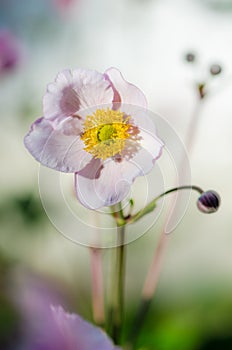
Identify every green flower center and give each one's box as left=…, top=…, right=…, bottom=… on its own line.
left=97, top=124, right=116, bottom=142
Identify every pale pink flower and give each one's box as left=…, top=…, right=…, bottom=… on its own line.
left=52, top=0, right=77, bottom=14
left=50, top=306, right=121, bottom=350
left=13, top=273, right=120, bottom=350
left=27, top=305, right=121, bottom=350
left=24, top=68, right=163, bottom=209
left=0, top=29, right=21, bottom=74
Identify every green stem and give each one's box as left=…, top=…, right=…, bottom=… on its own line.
left=108, top=204, right=127, bottom=344
left=128, top=185, right=203, bottom=224
left=112, top=224, right=126, bottom=343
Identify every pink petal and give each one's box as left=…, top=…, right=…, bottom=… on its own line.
left=75, top=160, right=131, bottom=209
left=24, top=117, right=92, bottom=172
left=77, top=158, right=104, bottom=179
left=117, top=133, right=163, bottom=180
left=120, top=105, right=164, bottom=172
left=14, top=273, right=120, bottom=349
left=52, top=306, right=120, bottom=350
left=127, top=106, right=157, bottom=134
left=137, top=129, right=164, bottom=171
left=104, top=67, right=147, bottom=108
left=75, top=158, right=150, bottom=209
left=43, top=69, right=114, bottom=120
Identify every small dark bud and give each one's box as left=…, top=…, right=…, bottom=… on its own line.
left=185, top=52, right=196, bottom=63
left=197, top=190, right=220, bottom=214
left=210, top=64, right=222, bottom=76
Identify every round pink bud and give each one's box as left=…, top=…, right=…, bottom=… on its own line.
left=210, top=64, right=222, bottom=76
left=197, top=190, right=220, bottom=214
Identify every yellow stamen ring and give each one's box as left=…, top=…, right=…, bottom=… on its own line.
left=81, top=108, right=140, bottom=160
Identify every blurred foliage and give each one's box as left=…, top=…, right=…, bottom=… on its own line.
left=0, top=294, right=20, bottom=350
left=124, top=295, right=232, bottom=350
left=201, top=0, right=232, bottom=11
left=199, top=335, right=232, bottom=350
left=0, top=253, right=20, bottom=350
left=0, top=193, right=46, bottom=230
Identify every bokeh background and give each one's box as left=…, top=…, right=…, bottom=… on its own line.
left=1, top=0, right=232, bottom=349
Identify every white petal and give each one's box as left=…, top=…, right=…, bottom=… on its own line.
left=137, top=129, right=164, bottom=171
left=43, top=69, right=114, bottom=120
left=123, top=106, right=164, bottom=171
left=24, top=117, right=91, bottom=172
left=104, top=67, right=147, bottom=108
left=75, top=160, right=134, bottom=209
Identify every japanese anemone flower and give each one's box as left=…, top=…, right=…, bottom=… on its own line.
left=24, top=68, right=163, bottom=209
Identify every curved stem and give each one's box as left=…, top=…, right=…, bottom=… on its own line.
left=128, top=185, right=203, bottom=224
left=155, top=185, right=203, bottom=199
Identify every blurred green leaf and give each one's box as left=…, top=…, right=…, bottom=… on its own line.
left=0, top=192, right=46, bottom=229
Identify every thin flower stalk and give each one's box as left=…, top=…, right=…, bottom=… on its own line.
left=140, top=84, right=206, bottom=306
left=108, top=203, right=127, bottom=345
left=183, top=86, right=205, bottom=155
left=90, top=247, right=105, bottom=327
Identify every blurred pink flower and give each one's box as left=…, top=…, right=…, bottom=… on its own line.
left=13, top=272, right=120, bottom=350
left=0, top=29, right=21, bottom=74
left=23, top=304, right=121, bottom=350
left=24, top=68, right=163, bottom=209
left=52, top=0, right=77, bottom=13
left=50, top=306, right=121, bottom=350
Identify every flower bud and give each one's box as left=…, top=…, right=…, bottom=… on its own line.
left=185, top=52, right=196, bottom=63
left=197, top=190, right=220, bottom=213
left=210, top=64, right=222, bottom=76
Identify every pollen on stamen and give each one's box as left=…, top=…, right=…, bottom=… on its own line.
left=81, top=108, right=141, bottom=160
